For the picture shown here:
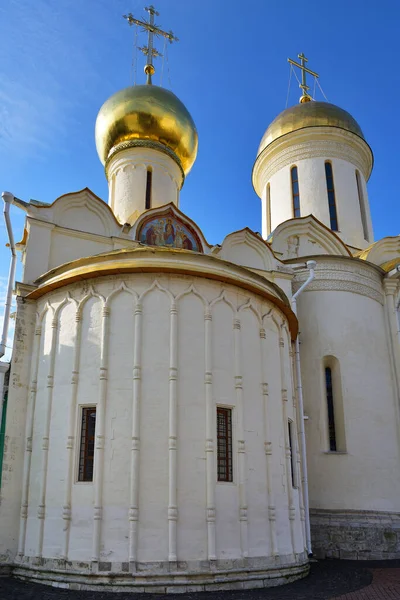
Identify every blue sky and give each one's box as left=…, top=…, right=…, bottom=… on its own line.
left=0, top=0, right=399, bottom=357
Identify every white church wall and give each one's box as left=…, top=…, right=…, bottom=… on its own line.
left=267, top=157, right=371, bottom=249
left=107, top=148, right=182, bottom=224
left=48, top=230, right=114, bottom=272
left=254, top=130, right=373, bottom=250
left=294, top=261, right=400, bottom=514
left=0, top=298, right=36, bottom=566
left=1, top=272, right=307, bottom=583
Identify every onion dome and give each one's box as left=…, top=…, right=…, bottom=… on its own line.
left=257, top=101, right=365, bottom=158
left=95, top=84, right=198, bottom=175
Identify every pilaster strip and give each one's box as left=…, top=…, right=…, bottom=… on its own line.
left=18, top=321, right=42, bottom=556
left=260, top=327, right=278, bottom=556
left=233, top=317, right=248, bottom=558
left=129, top=302, right=142, bottom=565
left=36, top=315, right=58, bottom=558
left=92, top=305, right=110, bottom=562
left=61, top=309, right=82, bottom=560
left=204, top=308, right=216, bottom=560
left=168, top=300, right=178, bottom=562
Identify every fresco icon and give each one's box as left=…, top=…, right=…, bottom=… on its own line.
left=138, top=213, right=201, bottom=252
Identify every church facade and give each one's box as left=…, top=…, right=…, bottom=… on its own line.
left=0, top=31, right=399, bottom=592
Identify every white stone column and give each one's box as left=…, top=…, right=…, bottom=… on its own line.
left=204, top=308, right=216, bottom=561
left=279, top=332, right=296, bottom=555
left=129, top=301, right=142, bottom=567
left=18, top=320, right=42, bottom=557
left=384, top=280, right=400, bottom=404
left=61, top=308, right=82, bottom=560
left=260, top=327, right=278, bottom=556
left=168, top=300, right=178, bottom=562
left=92, top=305, right=110, bottom=563
left=36, top=312, right=58, bottom=559
left=233, top=316, right=248, bottom=558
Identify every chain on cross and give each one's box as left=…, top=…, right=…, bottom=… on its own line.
left=124, top=5, right=178, bottom=84
left=288, top=53, right=319, bottom=102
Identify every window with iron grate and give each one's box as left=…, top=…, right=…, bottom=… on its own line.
left=78, top=407, right=96, bottom=482
left=217, top=407, right=233, bottom=482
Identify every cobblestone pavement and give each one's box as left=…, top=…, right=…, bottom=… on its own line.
left=1, top=560, right=400, bottom=600
left=331, top=567, right=400, bottom=599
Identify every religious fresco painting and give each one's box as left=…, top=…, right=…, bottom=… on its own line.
left=138, top=212, right=202, bottom=252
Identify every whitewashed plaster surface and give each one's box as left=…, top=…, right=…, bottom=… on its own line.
left=0, top=274, right=305, bottom=572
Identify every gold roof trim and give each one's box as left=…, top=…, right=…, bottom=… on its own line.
left=28, top=247, right=298, bottom=340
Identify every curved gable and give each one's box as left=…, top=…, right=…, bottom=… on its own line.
left=52, top=188, right=121, bottom=237
left=131, top=203, right=209, bottom=253
left=358, top=236, right=400, bottom=270
left=270, top=215, right=352, bottom=260
left=220, top=228, right=277, bottom=271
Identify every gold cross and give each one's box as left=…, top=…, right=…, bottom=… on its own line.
left=124, top=5, right=178, bottom=85
left=288, top=53, right=319, bottom=102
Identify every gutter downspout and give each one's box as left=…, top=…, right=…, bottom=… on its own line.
left=291, top=259, right=316, bottom=557
left=0, top=191, right=16, bottom=359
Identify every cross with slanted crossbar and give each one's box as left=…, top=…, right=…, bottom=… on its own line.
left=288, top=53, right=319, bottom=101
left=124, top=5, right=178, bottom=84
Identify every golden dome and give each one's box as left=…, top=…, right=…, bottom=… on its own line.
left=95, top=84, right=198, bottom=175
left=257, top=101, right=365, bottom=157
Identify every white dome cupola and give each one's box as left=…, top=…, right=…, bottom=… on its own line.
left=252, top=57, right=374, bottom=250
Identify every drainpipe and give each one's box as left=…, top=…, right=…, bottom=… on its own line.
left=0, top=191, right=16, bottom=359
left=291, top=259, right=316, bottom=557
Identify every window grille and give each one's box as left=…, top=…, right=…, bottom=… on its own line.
left=78, top=407, right=96, bottom=482
left=217, top=407, right=233, bottom=482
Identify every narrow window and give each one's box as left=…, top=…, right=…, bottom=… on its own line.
left=78, top=407, right=96, bottom=482
left=325, top=367, right=337, bottom=451
left=325, top=162, right=338, bottom=231
left=217, top=407, right=233, bottom=482
left=288, top=420, right=297, bottom=488
left=291, top=166, right=301, bottom=218
left=145, top=168, right=152, bottom=210
left=266, top=183, right=272, bottom=235
left=356, top=170, right=369, bottom=242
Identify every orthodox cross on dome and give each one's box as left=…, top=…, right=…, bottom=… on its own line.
left=288, top=53, right=319, bottom=103
left=124, top=5, right=178, bottom=85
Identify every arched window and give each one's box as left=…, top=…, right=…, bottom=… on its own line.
left=266, top=183, right=272, bottom=235
left=325, top=367, right=336, bottom=451
left=323, top=357, right=346, bottom=453
left=325, top=162, right=338, bottom=231
left=356, top=170, right=369, bottom=242
left=291, top=166, right=301, bottom=218
left=288, top=420, right=297, bottom=488
left=145, top=167, right=152, bottom=210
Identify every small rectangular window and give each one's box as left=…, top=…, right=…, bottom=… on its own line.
left=217, top=407, right=233, bottom=482
left=288, top=420, right=297, bottom=488
left=78, top=407, right=96, bottom=482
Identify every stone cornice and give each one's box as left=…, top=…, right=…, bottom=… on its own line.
left=26, top=247, right=299, bottom=340
left=253, top=127, right=373, bottom=197
left=292, top=256, right=384, bottom=305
